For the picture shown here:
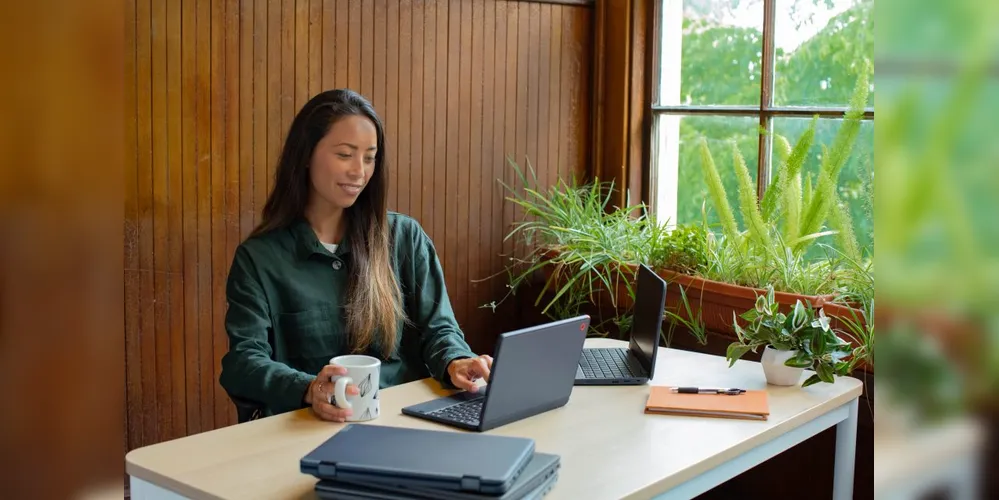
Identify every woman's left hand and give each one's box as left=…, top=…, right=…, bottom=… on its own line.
left=447, top=355, right=493, bottom=392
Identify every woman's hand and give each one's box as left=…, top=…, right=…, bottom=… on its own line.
left=447, top=355, right=494, bottom=392
left=304, top=364, right=360, bottom=422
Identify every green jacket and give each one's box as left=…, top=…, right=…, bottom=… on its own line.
left=219, top=212, right=476, bottom=417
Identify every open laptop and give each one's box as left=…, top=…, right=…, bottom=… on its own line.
left=575, top=264, right=667, bottom=385
left=300, top=423, right=536, bottom=495
left=402, top=315, right=590, bottom=432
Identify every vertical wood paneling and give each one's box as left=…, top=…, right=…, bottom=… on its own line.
left=181, top=0, right=200, bottom=438
left=321, top=0, right=334, bottom=90
left=267, top=0, right=280, bottom=197
left=396, top=1, right=412, bottom=217
left=501, top=2, right=517, bottom=288
left=468, top=0, right=484, bottom=328
left=210, top=0, right=228, bottom=431
left=125, top=0, right=143, bottom=455
left=514, top=3, right=529, bottom=261
left=166, top=0, right=185, bottom=441
left=223, top=0, right=241, bottom=427
left=136, top=0, right=156, bottom=447
left=150, top=0, right=170, bottom=445
left=549, top=6, right=563, bottom=185
left=254, top=1, right=267, bottom=229
left=433, top=2, right=448, bottom=248
left=196, top=0, right=214, bottom=435
left=421, top=1, right=435, bottom=236
left=484, top=0, right=501, bottom=321
left=456, top=0, right=471, bottom=325
left=361, top=1, right=374, bottom=97
left=125, top=0, right=595, bottom=454
left=309, top=0, right=322, bottom=98
left=295, top=0, right=309, bottom=111
left=540, top=5, right=554, bottom=190
left=281, top=0, right=295, bottom=135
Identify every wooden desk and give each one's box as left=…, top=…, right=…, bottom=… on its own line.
left=126, top=338, right=863, bottom=500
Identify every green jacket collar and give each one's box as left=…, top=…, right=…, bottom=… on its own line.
left=291, top=218, right=352, bottom=261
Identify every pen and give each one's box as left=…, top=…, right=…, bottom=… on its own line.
left=672, top=387, right=746, bottom=395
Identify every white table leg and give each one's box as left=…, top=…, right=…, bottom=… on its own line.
left=130, top=477, right=190, bottom=500
left=833, top=398, right=859, bottom=500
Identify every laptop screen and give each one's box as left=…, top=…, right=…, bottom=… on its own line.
left=628, top=265, right=667, bottom=373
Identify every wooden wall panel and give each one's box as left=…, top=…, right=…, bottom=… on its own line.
left=125, top=0, right=594, bottom=453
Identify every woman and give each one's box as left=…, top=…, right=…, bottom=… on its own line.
left=219, top=89, right=492, bottom=422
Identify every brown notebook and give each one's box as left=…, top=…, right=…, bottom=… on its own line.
left=645, top=386, right=770, bottom=421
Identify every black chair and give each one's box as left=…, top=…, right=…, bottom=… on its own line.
left=229, top=393, right=265, bottom=423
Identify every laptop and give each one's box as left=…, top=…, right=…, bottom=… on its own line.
left=300, top=423, right=535, bottom=495
left=315, top=452, right=561, bottom=500
left=575, top=264, right=667, bottom=385
left=401, top=315, right=591, bottom=432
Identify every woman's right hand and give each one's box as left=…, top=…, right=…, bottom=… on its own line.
left=304, top=364, right=360, bottom=422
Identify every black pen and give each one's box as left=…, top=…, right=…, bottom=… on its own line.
left=671, top=387, right=746, bottom=395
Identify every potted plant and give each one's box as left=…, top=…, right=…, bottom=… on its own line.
left=725, top=286, right=861, bottom=387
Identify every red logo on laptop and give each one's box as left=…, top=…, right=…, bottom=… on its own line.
left=580, top=323, right=586, bottom=331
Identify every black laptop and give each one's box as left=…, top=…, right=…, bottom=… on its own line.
left=401, top=315, right=590, bottom=432
left=315, top=452, right=561, bottom=500
left=301, top=423, right=535, bottom=495
left=575, top=264, right=667, bottom=385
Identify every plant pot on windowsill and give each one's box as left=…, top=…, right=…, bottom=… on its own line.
left=657, top=268, right=837, bottom=340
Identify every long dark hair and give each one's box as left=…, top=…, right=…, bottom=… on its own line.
left=250, top=89, right=405, bottom=358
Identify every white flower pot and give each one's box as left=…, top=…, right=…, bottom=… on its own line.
left=761, top=346, right=804, bottom=386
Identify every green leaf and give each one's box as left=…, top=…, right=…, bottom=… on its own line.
left=786, top=351, right=814, bottom=368
left=726, top=343, right=752, bottom=367
left=790, top=301, right=808, bottom=330
left=802, top=374, right=823, bottom=387
left=816, top=362, right=835, bottom=383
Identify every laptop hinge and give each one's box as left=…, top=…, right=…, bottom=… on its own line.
left=461, top=475, right=481, bottom=491
left=317, top=464, right=337, bottom=477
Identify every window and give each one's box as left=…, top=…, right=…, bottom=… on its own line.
left=650, top=0, right=874, bottom=252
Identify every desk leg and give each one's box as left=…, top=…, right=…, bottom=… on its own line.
left=130, top=477, right=190, bottom=500
left=833, top=398, right=859, bottom=500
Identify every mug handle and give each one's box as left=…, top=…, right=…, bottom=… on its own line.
left=333, top=376, right=353, bottom=409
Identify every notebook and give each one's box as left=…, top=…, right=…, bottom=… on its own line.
left=644, top=386, right=770, bottom=421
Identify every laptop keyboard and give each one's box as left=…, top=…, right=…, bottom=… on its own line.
left=579, top=348, right=642, bottom=379
left=426, top=398, right=484, bottom=426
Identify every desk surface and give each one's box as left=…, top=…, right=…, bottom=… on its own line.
left=126, top=338, right=863, bottom=500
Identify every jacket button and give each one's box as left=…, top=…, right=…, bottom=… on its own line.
left=331, top=260, right=343, bottom=270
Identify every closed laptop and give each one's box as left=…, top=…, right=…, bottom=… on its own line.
left=300, top=423, right=535, bottom=495
left=315, top=452, right=561, bottom=500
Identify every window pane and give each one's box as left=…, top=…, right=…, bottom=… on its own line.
left=658, top=0, right=764, bottom=106
left=774, top=0, right=874, bottom=107
left=670, top=116, right=760, bottom=228
left=771, top=118, right=874, bottom=255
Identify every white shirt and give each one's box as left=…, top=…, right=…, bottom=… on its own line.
left=320, top=242, right=338, bottom=254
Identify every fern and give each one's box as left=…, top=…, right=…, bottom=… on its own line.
left=698, top=137, right=740, bottom=243
left=774, top=134, right=792, bottom=165
left=732, top=141, right=771, bottom=250
left=783, top=172, right=802, bottom=243
left=802, top=169, right=815, bottom=225
left=828, top=192, right=861, bottom=263
left=761, top=117, right=817, bottom=222
left=797, top=71, right=870, bottom=252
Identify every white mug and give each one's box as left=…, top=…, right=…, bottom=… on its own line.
left=329, top=354, right=380, bottom=422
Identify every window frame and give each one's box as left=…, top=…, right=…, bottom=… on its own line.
left=648, top=0, right=875, bottom=213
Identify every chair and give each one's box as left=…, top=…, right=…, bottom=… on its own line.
left=229, top=393, right=265, bottom=423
